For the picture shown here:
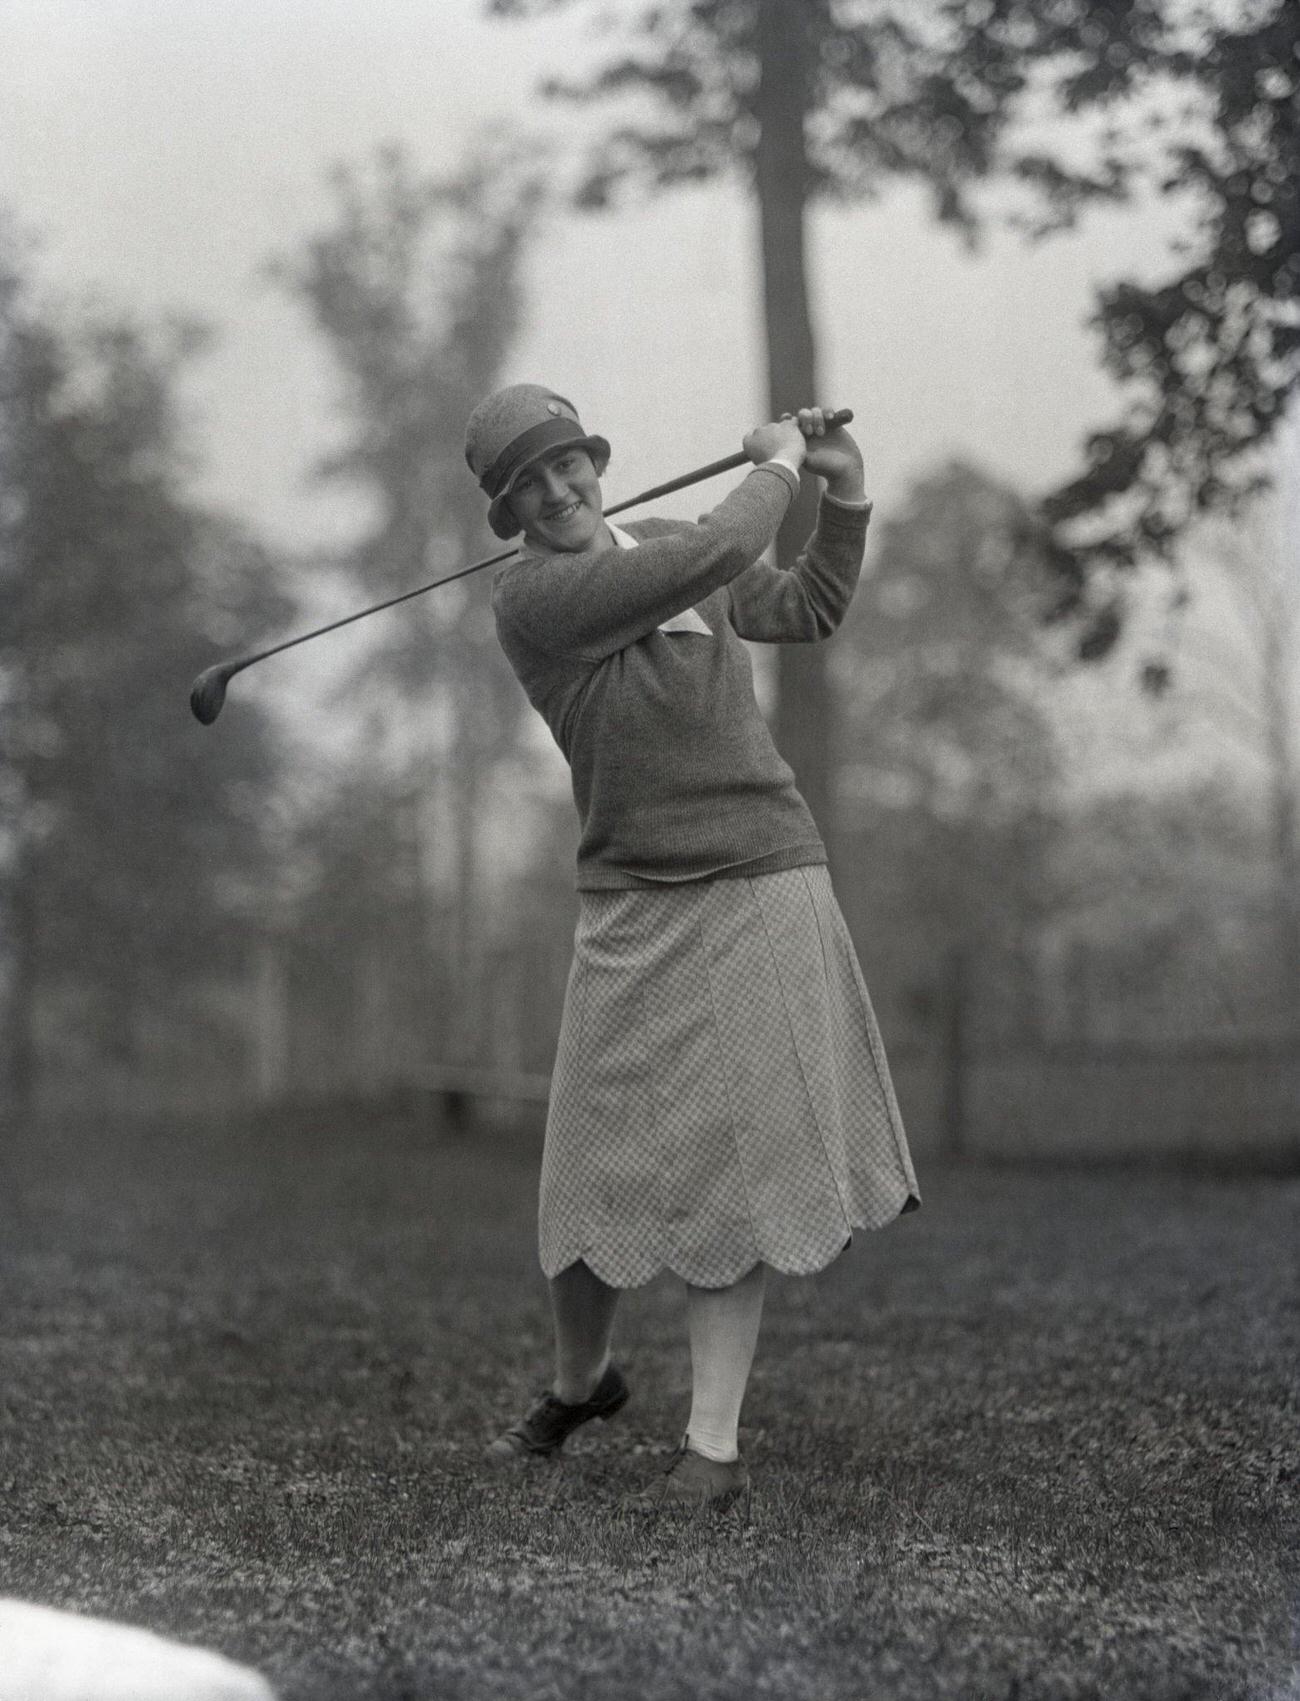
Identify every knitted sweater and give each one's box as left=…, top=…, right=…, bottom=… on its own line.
left=491, top=463, right=871, bottom=889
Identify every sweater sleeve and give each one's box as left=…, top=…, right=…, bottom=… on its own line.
left=492, top=464, right=798, bottom=662
left=726, top=494, right=872, bottom=643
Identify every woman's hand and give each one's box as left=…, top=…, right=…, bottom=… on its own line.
left=791, top=407, right=866, bottom=504
left=743, top=416, right=807, bottom=471
left=745, top=409, right=866, bottom=503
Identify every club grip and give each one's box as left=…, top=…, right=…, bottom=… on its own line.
left=824, top=408, right=853, bottom=428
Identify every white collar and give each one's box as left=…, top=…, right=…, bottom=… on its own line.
left=607, top=522, right=638, bottom=550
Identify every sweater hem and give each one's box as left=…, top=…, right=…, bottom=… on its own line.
left=575, top=840, right=828, bottom=891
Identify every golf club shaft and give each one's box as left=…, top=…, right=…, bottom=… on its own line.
left=205, top=450, right=758, bottom=680
left=191, top=409, right=852, bottom=719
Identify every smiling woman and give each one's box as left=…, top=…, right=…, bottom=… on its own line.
left=461, top=382, right=919, bottom=1511
left=509, top=445, right=611, bottom=555
left=465, top=386, right=612, bottom=544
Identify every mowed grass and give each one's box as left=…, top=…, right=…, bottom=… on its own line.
left=1, top=1101, right=1296, bottom=1701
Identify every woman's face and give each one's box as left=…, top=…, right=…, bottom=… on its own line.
left=509, top=445, right=608, bottom=554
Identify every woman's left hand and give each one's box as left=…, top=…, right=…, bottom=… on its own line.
left=786, top=407, right=867, bottom=503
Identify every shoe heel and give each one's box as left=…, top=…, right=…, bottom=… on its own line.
left=599, top=1387, right=630, bottom=1421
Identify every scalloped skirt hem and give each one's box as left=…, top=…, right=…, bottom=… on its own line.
left=543, top=1192, right=922, bottom=1291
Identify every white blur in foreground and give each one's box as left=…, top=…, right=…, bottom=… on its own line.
left=0, top=1600, right=277, bottom=1701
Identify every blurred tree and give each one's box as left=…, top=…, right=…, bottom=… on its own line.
left=273, top=146, right=540, bottom=1067
left=491, top=0, right=1296, bottom=683
left=1045, top=778, right=1281, bottom=1042
left=834, top=460, right=1062, bottom=1043
left=0, top=241, right=289, bottom=1115
left=1162, top=498, right=1300, bottom=1018
left=837, top=470, right=1299, bottom=1052
left=280, top=762, right=435, bottom=1094
left=1013, top=0, right=1298, bottom=627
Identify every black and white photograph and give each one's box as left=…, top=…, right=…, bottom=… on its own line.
left=1, top=2, right=1297, bottom=1697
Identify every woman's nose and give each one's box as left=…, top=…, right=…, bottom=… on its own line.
left=542, top=469, right=569, bottom=502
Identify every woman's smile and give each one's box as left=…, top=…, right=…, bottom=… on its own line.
left=509, top=445, right=612, bottom=554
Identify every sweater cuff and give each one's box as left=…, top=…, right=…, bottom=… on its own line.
left=766, top=454, right=804, bottom=484
left=821, top=489, right=872, bottom=514
left=749, top=461, right=800, bottom=500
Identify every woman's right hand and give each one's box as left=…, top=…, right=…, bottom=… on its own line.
left=743, top=417, right=807, bottom=470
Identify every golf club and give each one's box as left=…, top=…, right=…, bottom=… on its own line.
left=189, top=409, right=854, bottom=725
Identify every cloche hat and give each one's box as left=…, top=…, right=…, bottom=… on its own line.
left=464, top=384, right=611, bottom=539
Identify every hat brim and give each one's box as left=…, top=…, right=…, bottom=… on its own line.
left=488, top=434, right=611, bottom=539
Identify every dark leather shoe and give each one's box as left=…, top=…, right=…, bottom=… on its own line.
left=485, top=1362, right=630, bottom=1461
left=633, top=1436, right=750, bottom=1511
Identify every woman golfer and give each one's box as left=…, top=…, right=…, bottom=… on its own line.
left=464, top=385, right=919, bottom=1508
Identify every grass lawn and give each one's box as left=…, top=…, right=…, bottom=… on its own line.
left=1, top=1101, right=1296, bottom=1701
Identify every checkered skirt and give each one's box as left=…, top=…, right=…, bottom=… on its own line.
left=539, top=864, right=920, bottom=1289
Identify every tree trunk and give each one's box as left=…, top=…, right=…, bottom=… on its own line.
left=250, top=935, right=289, bottom=1102
left=353, top=936, right=390, bottom=1094
left=1260, top=614, right=1300, bottom=1021
left=753, top=0, right=836, bottom=848
left=449, top=757, right=483, bottom=1068
left=2, top=834, right=40, bottom=1120
left=941, top=944, right=970, bottom=1160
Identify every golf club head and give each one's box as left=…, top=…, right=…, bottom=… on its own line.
left=189, top=663, right=232, bottom=725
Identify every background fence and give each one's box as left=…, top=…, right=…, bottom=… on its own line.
left=889, top=1040, right=1300, bottom=1166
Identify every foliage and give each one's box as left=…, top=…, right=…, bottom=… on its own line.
left=489, top=0, right=1299, bottom=650
left=832, top=462, right=1296, bottom=1042
left=1014, top=0, right=1300, bottom=621
left=272, top=146, right=543, bottom=1068
left=0, top=241, right=289, bottom=1104
left=278, top=767, right=438, bottom=1094
left=834, top=461, right=1062, bottom=1036
left=1047, top=777, right=1293, bottom=1039
left=490, top=0, right=1086, bottom=228
left=272, top=141, right=538, bottom=717
left=839, top=461, right=1062, bottom=810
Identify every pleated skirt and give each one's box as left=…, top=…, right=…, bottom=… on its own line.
left=539, top=863, right=920, bottom=1289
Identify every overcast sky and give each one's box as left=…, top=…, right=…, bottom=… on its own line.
left=2, top=0, right=1292, bottom=795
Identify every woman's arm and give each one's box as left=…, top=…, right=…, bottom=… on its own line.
left=494, top=445, right=803, bottom=662
left=726, top=416, right=870, bottom=643
left=726, top=497, right=871, bottom=643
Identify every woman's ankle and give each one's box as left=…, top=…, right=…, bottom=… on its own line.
left=554, top=1353, right=611, bottom=1405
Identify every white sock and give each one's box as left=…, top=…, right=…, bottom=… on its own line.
left=684, top=1426, right=739, bottom=1464
left=684, top=1262, right=767, bottom=1463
